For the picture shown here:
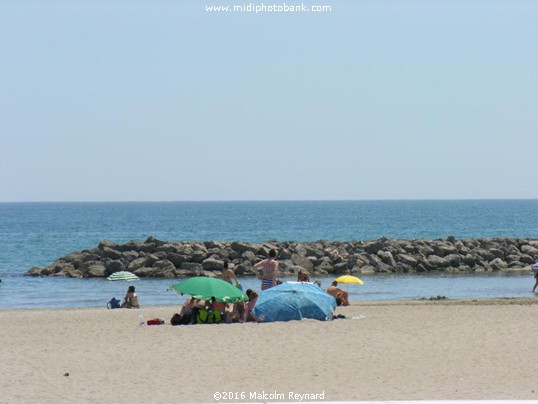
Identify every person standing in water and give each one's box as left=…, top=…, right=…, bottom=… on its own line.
left=531, top=261, right=538, bottom=293
left=254, top=249, right=279, bottom=291
left=222, top=261, right=239, bottom=285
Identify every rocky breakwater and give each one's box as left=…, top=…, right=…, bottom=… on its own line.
left=26, top=236, right=538, bottom=279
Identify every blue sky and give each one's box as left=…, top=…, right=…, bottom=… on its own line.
left=1, top=0, right=536, bottom=202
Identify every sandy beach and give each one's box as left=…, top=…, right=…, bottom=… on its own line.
left=1, top=298, right=537, bottom=404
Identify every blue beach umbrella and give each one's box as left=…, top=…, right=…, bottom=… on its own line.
left=253, top=282, right=336, bottom=323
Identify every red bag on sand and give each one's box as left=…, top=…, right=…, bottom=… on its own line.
left=146, top=318, right=164, bottom=325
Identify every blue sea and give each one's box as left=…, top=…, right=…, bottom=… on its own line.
left=1, top=200, right=537, bottom=309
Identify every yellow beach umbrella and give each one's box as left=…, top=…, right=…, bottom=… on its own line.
left=335, top=275, right=364, bottom=285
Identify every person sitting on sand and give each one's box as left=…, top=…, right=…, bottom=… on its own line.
left=191, top=297, right=222, bottom=324
left=211, top=299, right=235, bottom=323
left=171, top=297, right=198, bottom=325
left=179, top=297, right=197, bottom=317
left=254, top=249, right=279, bottom=291
left=243, top=289, right=259, bottom=322
left=223, top=303, right=235, bottom=323
left=121, top=285, right=140, bottom=309
left=188, top=298, right=207, bottom=324
left=297, top=269, right=310, bottom=282
left=326, top=281, right=349, bottom=306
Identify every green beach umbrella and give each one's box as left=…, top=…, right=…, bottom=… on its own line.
left=171, top=276, right=248, bottom=303
left=107, top=271, right=140, bottom=281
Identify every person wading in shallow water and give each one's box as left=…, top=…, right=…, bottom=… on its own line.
left=222, top=261, right=239, bottom=285
left=297, top=269, right=310, bottom=282
left=254, top=249, right=279, bottom=291
left=531, top=261, right=538, bottom=292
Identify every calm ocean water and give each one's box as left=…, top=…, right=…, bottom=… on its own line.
left=0, top=200, right=537, bottom=309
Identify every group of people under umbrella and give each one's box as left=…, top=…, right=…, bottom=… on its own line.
left=108, top=249, right=364, bottom=323
left=169, top=249, right=364, bottom=324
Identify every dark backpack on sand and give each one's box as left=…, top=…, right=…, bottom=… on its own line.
left=107, top=297, right=121, bottom=309
left=171, top=313, right=191, bottom=326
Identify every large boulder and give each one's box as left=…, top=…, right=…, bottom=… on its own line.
left=26, top=267, right=43, bottom=277
left=519, top=254, right=535, bottom=264
left=462, top=254, right=478, bottom=267
left=315, top=257, right=335, bottom=273
left=127, top=257, right=147, bottom=271
left=521, top=244, right=538, bottom=257
left=121, top=251, right=139, bottom=262
left=475, top=249, right=496, bottom=261
left=179, top=262, right=203, bottom=273
left=444, top=254, right=462, bottom=266
left=98, top=240, right=118, bottom=250
left=43, top=262, right=77, bottom=277
left=489, top=249, right=505, bottom=260
left=105, top=260, right=125, bottom=274
left=153, top=259, right=175, bottom=271
left=202, top=258, right=225, bottom=271
left=101, top=247, right=122, bottom=260
left=427, top=255, right=450, bottom=269
left=86, top=263, right=107, bottom=278
left=236, top=261, right=255, bottom=276
left=167, top=253, right=186, bottom=267
left=377, top=251, right=396, bottom=267
left=145, top=236, right=165, bottom=247
left=241, top=251, right=257, bottom=262
left=397, top=254, right=418, bottom=267
left=363, top=239, right=386, bottom=254
left=191, top=250, right=208, bottom=263
left=133, top=267, right=156, bottom=277
left=230, top=242, right=260, bottom=255
left=79, top=260, right=103, bottom=273
left=356, top=265, right=376, bottom=274
left=291, top=254, right=315, bottom=271
left=144, top=254, right=160, bottom=267
left=489, top=258, right=508, bottom=271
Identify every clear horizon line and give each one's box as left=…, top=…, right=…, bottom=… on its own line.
left=1, top=197, right=537, bottom=204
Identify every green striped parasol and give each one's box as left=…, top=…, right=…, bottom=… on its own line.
left=107, top=271, right=140, bottom=281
